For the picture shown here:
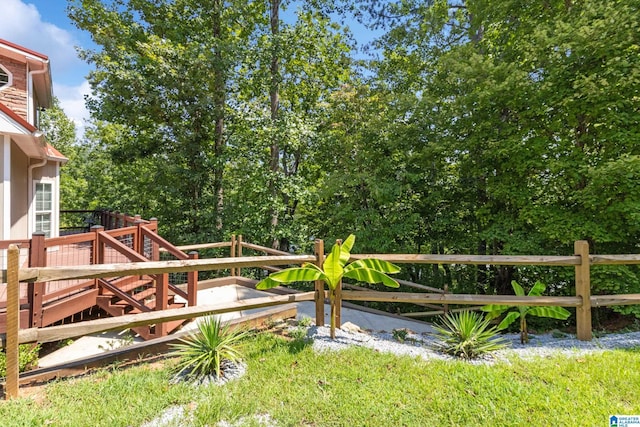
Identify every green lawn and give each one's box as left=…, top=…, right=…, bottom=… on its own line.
left=1, top=333, right=639, bottom=426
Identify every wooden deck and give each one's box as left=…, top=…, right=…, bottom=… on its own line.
left=0, top=213, right=197, bottom=339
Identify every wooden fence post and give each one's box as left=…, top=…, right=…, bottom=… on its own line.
left=6, top=244, right=20, bottom=399
left=237, top=235, right=243, bottom=277
left=28, top=232, right=46, bottom=328
left=230, top=235, right=236, bottom=276
left=188, top=251, right=198, bottom=307
left=314, top=239, right=325, bottom=326
left=575, top=240, right=592, bottom=341
left=443, top=282, right=449, bottom=315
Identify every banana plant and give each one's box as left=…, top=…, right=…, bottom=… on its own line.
left=256, top=234, right=400, bottom=338
left=481, top=280, right=571, bottom=344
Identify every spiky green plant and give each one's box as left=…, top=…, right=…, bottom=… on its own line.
left=432, top=311, right=508, bottom=359
left=482, top=280, right=572, bottom=344
left=170, top=316, right=248, bottom=379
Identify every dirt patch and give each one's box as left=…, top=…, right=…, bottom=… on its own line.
left=593, top=310, right=639, bottom=333
left=4, top=354, right=171, bottom=403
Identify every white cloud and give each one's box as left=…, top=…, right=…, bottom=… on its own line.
left=54, top=80, right=91, bottom=136
left=0, top=0, right=92, bottom=138
left=0, top=0, right=84, bottom=76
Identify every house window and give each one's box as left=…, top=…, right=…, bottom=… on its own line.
left=0, top=65, right=11, bottom=89
left=35, top=182, right=53, bottom=237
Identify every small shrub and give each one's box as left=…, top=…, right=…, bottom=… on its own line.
left=0, top=343, right=41, bottom=377
left=298, top=316, right=313, bottom=328
left=432, top=311, right=508, bottom=359
left=289, top=325, right=309, bottom=341
left=392, top=328, right=409, bottom=342
left=289, top=317, right=313, bottom=341
left=482, top=280, right=571, bottom=344
left=170, top=316, right=248, bottom=379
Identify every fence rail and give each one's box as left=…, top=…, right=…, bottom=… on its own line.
left=3, top=239, right=640, bottom=399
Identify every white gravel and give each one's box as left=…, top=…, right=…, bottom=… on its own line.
left=307, top=325, right=640, bottom=364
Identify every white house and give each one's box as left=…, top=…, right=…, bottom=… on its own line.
left=0, top=38, right=66, bottom=241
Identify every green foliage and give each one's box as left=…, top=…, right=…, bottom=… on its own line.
left=392, top=328, right=409, bottom=343
left=289, top=317, right=313, bottom=342
left=256, top=234, right=399, bottom=337
left=482, top=281, right=572, bottom=344
left=256, top=234, right=400, bottom=291
left=0, top=344, right=40, bottom=377
left=69, top=0, right=354, bottom=247
left=66, top=0, right=640, bottom=326
left=361, top=0, right=640, bottom=300
left=298, top=316, right=313, bottom=328
left=432, top=311, right=508, bottom=359
left=170, top=316, right=248, bottom=379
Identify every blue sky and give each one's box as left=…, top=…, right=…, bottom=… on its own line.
left=1, top=1, right=378, bottom=137
left=1, top=0, right=94, bottom=133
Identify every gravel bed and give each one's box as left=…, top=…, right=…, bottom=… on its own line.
left=308, top=325, right=640, bottom=364
left=170, top=360, right=247, bottom=387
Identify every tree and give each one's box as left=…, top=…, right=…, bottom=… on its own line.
left=68, top=0, right=261, bottom=243
left=69, top=0, right=354, bottom=248
left=38, top=98, right=86, bottom=212
left=366, top=0, right=640, bottom=306
left=224, top=5, right=354, bottom=250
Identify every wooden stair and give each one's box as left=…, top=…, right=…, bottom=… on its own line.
left=97, top=276, right=187, bottom=340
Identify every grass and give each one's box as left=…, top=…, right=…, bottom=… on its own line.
left=1, top=332, right=639, bottom=426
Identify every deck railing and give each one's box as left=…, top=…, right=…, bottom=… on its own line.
left=0, top=214, right=199, bottom=334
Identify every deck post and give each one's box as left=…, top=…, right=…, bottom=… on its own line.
left=134, top=216, right=143, bottom=257
left=314, top=239, right=325, bottom=326
left=154, top=273, right=169, bottom=337
left=188, top=251, right=198, bottom=306
left=148, top=218, right=159, bottom=261
left=575, top=240, right=592, bottom=341
left=27, top=232, right=46, bottom=328
left=91, top=225, right=105, bottom=264
left=6, top=244, right=20, bottom=399
left=100, top=210, right=108, bottom=229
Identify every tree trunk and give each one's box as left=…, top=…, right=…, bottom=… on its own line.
left=212, top=0, right=226, bottom=232
left=268, top=0, right=281, bottom=249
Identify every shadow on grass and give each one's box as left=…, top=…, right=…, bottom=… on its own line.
left=247, top=332, right=313, bottom=359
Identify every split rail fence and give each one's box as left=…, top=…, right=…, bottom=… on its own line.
left=3, top=239, right=640, bottom=399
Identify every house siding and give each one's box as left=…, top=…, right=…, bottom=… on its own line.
left=0, top=55, right=28, bottom=122
left=10, top=140, right=28, bottom=239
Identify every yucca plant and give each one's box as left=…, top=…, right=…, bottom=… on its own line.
left=432, top=311, right=508, bottom=359
left=482, top=280, right=572, bottom=344
left=170, top=316, right=248, bottom=379
left=256, top=234, right=400, bottom=339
